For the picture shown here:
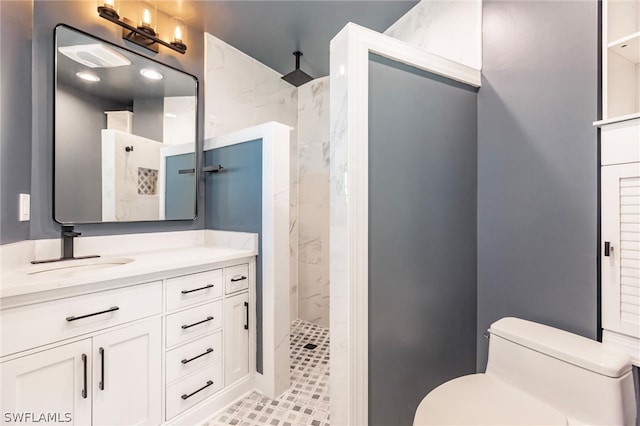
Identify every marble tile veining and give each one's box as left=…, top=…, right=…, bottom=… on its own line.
left=384, top=0, right=481, bottom=70
left=206, top=320, right=330, bottom=426
left=297, top=78, right=330, bottom=329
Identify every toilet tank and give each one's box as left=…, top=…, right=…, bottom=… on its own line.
left=486, top=318, right=636, bottom=425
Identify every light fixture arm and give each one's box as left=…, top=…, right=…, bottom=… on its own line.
left=97, top=7, right=187, bottom=54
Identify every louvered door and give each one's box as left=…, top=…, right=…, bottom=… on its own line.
left=602, top=163, right=640, bottom=338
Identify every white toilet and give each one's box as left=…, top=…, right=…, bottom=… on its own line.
left=414, top=317, right=637, bottom=425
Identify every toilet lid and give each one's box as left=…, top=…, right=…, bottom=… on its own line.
left=414, top=374, right=567, bottom=425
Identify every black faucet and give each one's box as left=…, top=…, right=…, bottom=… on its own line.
left=61, top=225, right=81, bottom=260
left=31, top=225, right=100, bottom=264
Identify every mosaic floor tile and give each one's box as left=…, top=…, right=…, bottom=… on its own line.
left=205, top=320, right=330, bottom=426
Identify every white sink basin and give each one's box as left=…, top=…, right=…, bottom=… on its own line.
left=26, top=257, right=134, bottom=278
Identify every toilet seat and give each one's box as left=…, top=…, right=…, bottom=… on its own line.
left=413, top=374, right=568, bottom=425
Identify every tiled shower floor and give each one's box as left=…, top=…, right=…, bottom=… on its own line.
left=206, top=320, right=330, bottom=426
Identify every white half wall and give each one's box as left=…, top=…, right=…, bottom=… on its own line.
left=329, top=23, right=481, bottom=425
left=204, top=122, right=292, bottom=399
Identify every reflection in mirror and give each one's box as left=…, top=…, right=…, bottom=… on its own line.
left=54, top=25, right=197, bottom=223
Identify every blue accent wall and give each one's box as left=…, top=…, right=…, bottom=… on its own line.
left=205, top=139, right=263, bottom=373
left=477, top=0, right=599, bottom=370
left=0, top=0, right=32, bottom=244
left=165, top=153, right=197, bottom=220
left=368, top=54, right=478, bottom=426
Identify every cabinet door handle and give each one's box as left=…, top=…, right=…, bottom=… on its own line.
left=244, top=301, right=249, bottom=330
left=181, top=284, right=214, bottom=294
left=230, top=275, right=247, bottom=282
left=66, top=306, right=119, bottom=322
left=99, top=347, right=105, bottom=390
left=181, top=348, right=214, bottom=364
left=605, top=241, right=614, bottom=257
left=81, top=354, right=88, bottom=399
left=181, top=380, right=214, bottom=400
left=181, top=316, right=214, bottom=330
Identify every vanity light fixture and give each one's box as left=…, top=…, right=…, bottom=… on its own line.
left=96, top=1, right=187, bottom=54
left=76, top=71, right=101, bottom=82
left=140, top=68, right=163, bottom=80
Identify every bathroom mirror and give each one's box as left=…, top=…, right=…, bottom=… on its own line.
left=54, top=25, right=197, bottom=223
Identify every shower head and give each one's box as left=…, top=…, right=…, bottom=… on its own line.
left=281, top=51, right=313, bottom=87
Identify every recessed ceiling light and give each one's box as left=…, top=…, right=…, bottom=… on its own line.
left=140, top=68, right=163, bottom=80
left=76, top=71, right=101, bottom=82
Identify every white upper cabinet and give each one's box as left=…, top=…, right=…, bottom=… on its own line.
left=605, top=0, right=640, bottom=120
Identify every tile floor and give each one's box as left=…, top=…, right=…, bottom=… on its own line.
left=207, top=320, right=330, bottom=426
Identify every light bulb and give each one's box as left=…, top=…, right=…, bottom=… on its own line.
left=104, top=0, right=114, bottom=7
left=174, top=25, right=183, bottom=43
left=142, top=9, right=151, bottom=26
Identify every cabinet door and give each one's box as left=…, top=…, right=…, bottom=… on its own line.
left=93, top=318, right=161, bottom=426
left=602, top=163, right=640, bottom=338
left=224, top=292, right=250, bottom=385
left=0, top=339, right=92, bottom=426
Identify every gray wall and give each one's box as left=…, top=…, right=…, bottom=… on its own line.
left=0, top=1, right=33, bottom=244
left=368, top=55, right=478, bottom=426
left=55, top=83, right=128, bottom=223
left=477, top=0, right=599, bottom=370
left=29, top=1, right=205, bottom=240
left=205, top=140, right=263, bottom=373
left=133, top=98, right=164, bottom=142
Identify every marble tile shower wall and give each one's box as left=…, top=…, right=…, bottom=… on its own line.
left=204, top=33, right=300, bottom=321
left=297, top=77, right=330, bottom=328
left=384, top=0, right=482, bottom=70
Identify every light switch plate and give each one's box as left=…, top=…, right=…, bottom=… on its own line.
left=19, top=193, right=30, bottom=221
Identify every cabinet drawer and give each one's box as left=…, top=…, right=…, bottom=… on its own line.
left=602, top=119, right=640, bottom=165
left=166, top=331, right=222, bottom=384
left=165, top=362, right=223, bottom=420
left=225, top=264, right=249, bottom=294
left=165, top=301, right=222, bottom=348
left=0, top=281, right=162, bottom=357
left=166, top=269, right=223, bottom=311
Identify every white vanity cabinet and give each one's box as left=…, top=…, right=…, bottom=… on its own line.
left=599, top=0, right=640, bottom=365
left=0, top=339, right=92, bottom=425
left=0, top=318, right=161, bottom=426
left=600, top=118, right=640, bottom=365
left=92, top=319, right=162, bottom=426
left=224, top=291, right=250, bottom=385
left=0, top=257, right=256, bottom=425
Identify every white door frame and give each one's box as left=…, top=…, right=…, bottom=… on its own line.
left=328, top=23, right=481, bottom=425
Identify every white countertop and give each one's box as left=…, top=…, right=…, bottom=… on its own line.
left=0, top=230, right=258, bottom=301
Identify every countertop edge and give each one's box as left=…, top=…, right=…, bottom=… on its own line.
left=1, top=247, right=256, bottom=306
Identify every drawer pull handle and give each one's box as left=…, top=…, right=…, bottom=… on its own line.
left=66, top=306, right=119, bottom=322
left=181, top=380, right=214, bottom=400
left=244, top=301, right=249, bottom=330
left=181, top=284, right=214, bottom=294
left=181, top=316, right=214, bottom=330
left=81, top=353, right=88, bottom=399
left=181, top=348, right=214, bottom=364
left=99, top=347, right=105, bottom=390
left=230, top=275, right=247, bottom=282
